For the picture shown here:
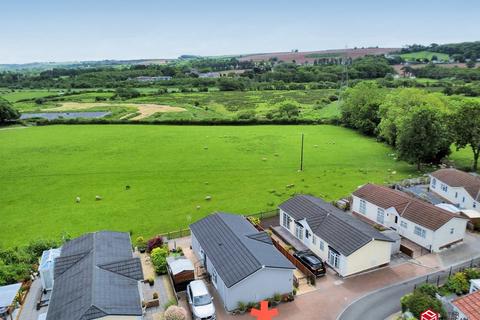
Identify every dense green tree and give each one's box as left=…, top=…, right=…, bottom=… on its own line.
left=452, top=101, right=480, bottom=171
left=0, top=98, right=20, bottom=124
left=396, top=106, right=452, bottom=170
left=278, top=103, right=300, bottom=118
left=340, top=82, right=385, bottom=135
left=377, top=89, right=450, bottom=146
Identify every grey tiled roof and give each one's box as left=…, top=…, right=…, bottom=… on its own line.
left=279, top=195, right=393, bottom=256
left=47, top=231, right=144, bottom=320
left=190, top=213, right=295, bottom=288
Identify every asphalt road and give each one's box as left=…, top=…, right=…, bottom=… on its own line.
left=338, top=257, right=480, bottom=320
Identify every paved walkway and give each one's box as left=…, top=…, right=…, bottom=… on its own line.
left=18, top=280, right=48, bottom=320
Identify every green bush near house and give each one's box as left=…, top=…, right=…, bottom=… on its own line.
left=150, top=246, right=169, bottom=274
left=401, top=291, right=446, bottom=319
left=445, top=272, right=470, bottom=295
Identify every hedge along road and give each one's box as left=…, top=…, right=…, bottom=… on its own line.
left=337, top=255, right=480, bottom=320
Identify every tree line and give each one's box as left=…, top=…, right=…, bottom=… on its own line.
left=341, top=82, right=480, bottom=171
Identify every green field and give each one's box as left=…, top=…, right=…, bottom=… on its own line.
left=3, top=89, right=341, bottom=121
left=400, top=51, right=450, bottom=62
left=1, top=124, right=420, bottom=247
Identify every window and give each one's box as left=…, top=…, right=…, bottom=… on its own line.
left=305, top=230, right=310, bottom=239
left=295, top=224, right=304, bottom=240
left=450, top=228, right=455, bottom=234
left=400, top=221, right=408, bottom=228
left=359, top=200, right=367, bottom=214
left=320, top=240, right=324, bottom=251
left=414, top=226, right=427, bottom=238
left=441, top=184, right=448, bottom=192
left=463, top=197, right=466, bottom=203
left=282, top=212, right=291, bottom=229
left=431, top=178, right=436, bottom=188
left=328, top=249, right=340, bottom=269
left=312, top=235, right=317, bottom=245
left=376, top=208, right=385, bottom=224
left=455, top=192, right=458, bottom=198
left=474, top=202, right=477, bottom=208
left=212, top=269, right=217, bottom=284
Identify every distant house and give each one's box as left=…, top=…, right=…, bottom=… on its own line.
left=198, top=72, right=221, bottom=78
left=429, top=168, right=480, bottom=212
left=352, top=184, right=468, bottom=252
left=46, top=231, right=144, bottom=320
left=451, top=280, right=480, bottom=320
left=190, top=213, right=295, bottom=311
left=279, top=195, right=394, bottom=277
left=134, top=76, right=172, bottom=82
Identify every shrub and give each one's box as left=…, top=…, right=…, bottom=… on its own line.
left=247, top=216, right=261, bottom=226
left=273, top=293, right=282, bottom=302
left=147, top=236, right=164, bottom=253
left=164, top=305, right=187, bottom=320
left=152, top=292, right=158, bottom=299
left=147, top=277, right=154, bottom=286
left=150, top=247, right=169, bottom=274
left=237, top=301, right=247, bottom=312
left=163, top=299, right=177, bottom=310
left=135, top=236, right=146, bottom=252
left=414, top=283, right=438, bottom=298
left=401, top=291, right=446, bottom=319
left=446, top=272, right=470, bottom=295
left=464, top=268, right=480, bottom=281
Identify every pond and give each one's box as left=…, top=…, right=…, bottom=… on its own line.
left=20, top=112, right=111, bottom=120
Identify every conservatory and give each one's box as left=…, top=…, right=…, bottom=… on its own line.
left=39, top=248, right=61, bottom=291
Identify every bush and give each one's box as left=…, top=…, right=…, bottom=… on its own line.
left=147, top=236, right=164, bottom=253
left=163, top=299, right=177, bottom=310
left=237, top=110, right=256, bottom=120
left=414, top=283, right=438, bottom=298
left=237, top=301, right=247, bottom=312
left=401, top=291, right=446, bottom=319
left=135, top=236, right=146, bottom=252
left=464, top=268, right=480, bottom=281
left=164, top=305, right=187, bottom=320
left=152, top=292, right=158, bottom=299
left=150, top=247, right=169, bottom=274
left=446, top=272, right=470, bottom=295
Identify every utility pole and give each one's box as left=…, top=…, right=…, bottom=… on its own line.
left=300, top=133, right=304, bottom=171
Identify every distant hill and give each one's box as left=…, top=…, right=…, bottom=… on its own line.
left=237, top=47, right=400, bottom=64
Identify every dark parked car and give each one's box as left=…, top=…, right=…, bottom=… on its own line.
left=293, top=250, right=326, bottom=277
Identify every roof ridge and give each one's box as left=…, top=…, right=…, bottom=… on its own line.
left=216, top=213, right=263, bottom=268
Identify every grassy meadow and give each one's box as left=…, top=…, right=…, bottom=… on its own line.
left=400, top=51, right=450, bottom=62
left=1, top=124, right=418, bottom=247
left=2, top=89, right=340, bottom=121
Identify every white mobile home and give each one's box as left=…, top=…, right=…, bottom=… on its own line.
left=278, top=195, right=393, bottom=277
left=190, top=213, right=295, bottom=312
left=429, top=168, right=480, bottom=212
left=352, top=184, right=468, bottom=252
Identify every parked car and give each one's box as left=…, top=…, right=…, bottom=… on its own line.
left=293, top=250, right=326, bottom=277
left=186, top=280, right=216, bottom=320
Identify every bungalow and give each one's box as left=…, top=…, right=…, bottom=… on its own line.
left=429, top=168, right=480, bottom=212
left=46, top=231, right=144, bottom=320
left=352, top=184, right=468, bottom=252
left=190, top=213, right=295, bottom=312
left=279, top=195, right=394, bottom=277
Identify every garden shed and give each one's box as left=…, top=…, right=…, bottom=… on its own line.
left=38, top=248, right=61, bottom=291
left=0, top=283, right=21, bottom=320
left=166, top=256, right=194, bottom=292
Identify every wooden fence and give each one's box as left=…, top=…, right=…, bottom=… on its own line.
left=270, top=238, right=316, bottom=286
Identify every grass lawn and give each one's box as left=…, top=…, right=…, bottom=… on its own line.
left=400, top=51, right=450, bottom=62
left=0, top=89, right=64, bottom=102
left=1, top=124, right=418, bottom=247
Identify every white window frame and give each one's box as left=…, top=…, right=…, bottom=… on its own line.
left=432, top=178, right=436, bottom=188
left=320, top=240, right=324, bottom=251
left=377, top=208, right=385, bottom=224
left=328, top=250, right=340, bottom=269
left=414, top=226, right=426, bottom=238
left=400, top=221, right=408, bottom=228
left=359, top=199, right=367, bottom=214
left=282, top=212, right=291, bottom=229
left=295, top=224, right=304, bottom=240
left=312, top=235, right=317, bottom=245
left=450, top=228, right=455, bottom=234
left=441, top=184, right=448, bottom=192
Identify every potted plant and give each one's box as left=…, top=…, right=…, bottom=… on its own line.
left=148, top=277, right=155, bottom=286
left=153, top=292, right=159, bottom=300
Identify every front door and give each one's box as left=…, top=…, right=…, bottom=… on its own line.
left=328, top=248, right=340, bottom=269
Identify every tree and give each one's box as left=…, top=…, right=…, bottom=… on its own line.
left=396, top=106, right=452, bottom=170
left=150, top=247, right=169, bottom=274
left=278, top=103, right=300, bottom=119
left=401, top=291, right=446, bottom=319
left=452, top=101, right=480, bottom=171
left=340, top=82, right=385, bottom=135
left=0, top=98, right=20, bottom=124
left=467, top=59, right=476, bottom=68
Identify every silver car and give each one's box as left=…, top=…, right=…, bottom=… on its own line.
left=186, top=280, right=216, bottom=320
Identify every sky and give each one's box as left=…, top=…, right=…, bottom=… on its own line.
left=1, top=0, right=479, bottom=64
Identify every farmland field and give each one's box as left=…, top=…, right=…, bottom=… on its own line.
left=1, top=124, right=420, bottom=248
left=400, top=51, right=450, bottom=62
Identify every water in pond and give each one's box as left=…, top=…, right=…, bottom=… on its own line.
left=20, top=112, right=111, bottom=120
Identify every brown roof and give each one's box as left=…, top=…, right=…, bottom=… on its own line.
left=453, top=290, right=480, bottom=320
left=352, top=184, right=464, bottom=231
left=431, top=168, right=480, bottom=201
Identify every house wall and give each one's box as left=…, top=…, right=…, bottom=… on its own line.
left=351, top=196, right=399, bottom=229
left=224, top=268, right=293, bottom=311
left=343, top=240, right=391, bottom=276
left=430, top=176, right=479, bottom=212
left=280, top=209, right=391, bottom=277
left=353, top=195, right=467, bottom=252
left=191, top=230, right=293, bottom=312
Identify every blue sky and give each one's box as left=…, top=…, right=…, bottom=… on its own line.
left=1, top=0, right=479, bottom=63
